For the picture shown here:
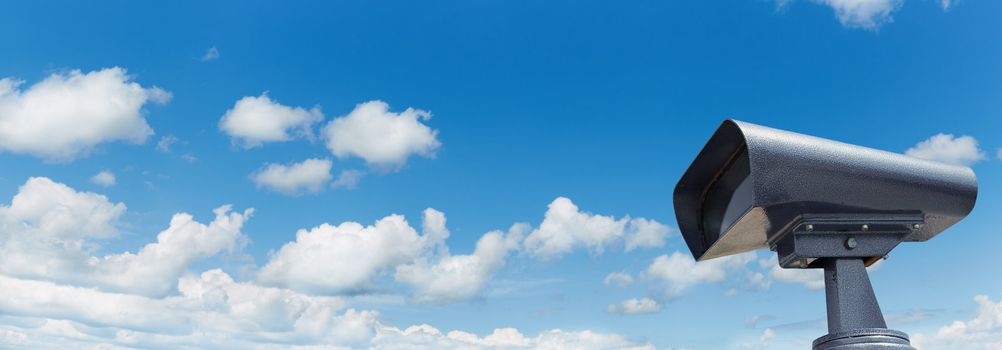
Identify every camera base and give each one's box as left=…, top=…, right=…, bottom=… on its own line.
left=812, top=259, right=916, bottom=350
left=812, top=329, right=915, bottom=350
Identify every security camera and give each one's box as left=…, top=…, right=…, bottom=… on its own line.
left=673, top=120, right=978, bottom=350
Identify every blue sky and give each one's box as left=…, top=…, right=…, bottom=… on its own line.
left=0, top=0, right=1001, bottom=349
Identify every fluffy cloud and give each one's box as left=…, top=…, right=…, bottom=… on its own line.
left=395, top=223, right=526, bottom=303
left=0, top=177, right=251, bottom=297
left=906, top=133, right=986, bottom=166
left=256, top=209, right=444, bottom=294
left=603, top=272, right=634, bottom=288
left=90, top=171, right=116, bottom=187
left=0, top=269, right=653, bottom=349
left=251, top=158, right=333, bottom=195
left=372, top=326, right=655, bottom=350
left=322, top=100, right=440, bottom=169
left=912, top=293, right=1002, bottom=350
left=643, top=251, right=757, bottom=297
left=0, top=67, right=170, bottom=161
left=817, top=0, right=903, bottom=29
left=0, top=179, right=664, bottom=348
left=607, top=298, right=662, bottom=315
left=219, top=93, right=324, bottom=148
left=523, top=197, right=671, bottom=260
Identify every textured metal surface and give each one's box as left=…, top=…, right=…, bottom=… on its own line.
left=812, top=329, right=915, bottom=350
left=823, top=259, right=886, bottom=333
left=674, top=120, right=979, bottom=262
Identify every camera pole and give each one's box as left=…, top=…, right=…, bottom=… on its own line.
left=811, top=258, right=916, bottom=350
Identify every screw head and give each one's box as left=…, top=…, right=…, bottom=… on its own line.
left=861, top=224, right=869, bottom=231
left=805, top=224, right=814, bottom=232
left=912, top=223, right=923, bottom=229
left=845, top=237, right=858, bottom=249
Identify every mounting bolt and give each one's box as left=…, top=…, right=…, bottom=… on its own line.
left=845, top=237, right=858, bottom=250
left=861, top=224, right=869, bottom=231
left=805, top=224, right=814, bottom=232
left=912, top=223, right=923, bottom=229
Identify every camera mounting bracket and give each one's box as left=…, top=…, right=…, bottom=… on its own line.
left=768, top=216, right=922, bottom=349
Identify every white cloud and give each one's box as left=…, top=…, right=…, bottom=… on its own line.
left=395, top=223, right=526, bottom=304
left=643, top=251, right=757, bottom=297
left=331, top=169, right=365, bottom=189
left=941, top=0, right=956, bottom=10
left=322, top=100, right=440, bottom=169
left=219, top=93, right=323, bottom=148
left=624, top=218, right=672, bottom=251
left=603, top=272, right=634, bottom=288
left=372, top=325, right=655, bottom=350
left=912, top=293, right=1002, bottom=350
left=90, top=171, right=116, bottom=187
left=251, top=158, right=333, bottom=195
left=741, top=328, right=776, bottom=350
left=815, top=0, right=903, bottom=29
left=906, top=133, right=986, bottom=166
left=256, top=209, right=444, bottom=294
left=0, top=67, right=170, bottom=161
left=523, top=197, right=671, bottom=260
left=607, top=297, right=662, bottom=315
left=156, top=135, right=178, bottom=152
left=0, top=269, right=653, bottom=349
left=201, top=46, right=220, bottom=61
left=0, top=177, right=251, bottom=297
left=0, top=179, right=662, bottom=348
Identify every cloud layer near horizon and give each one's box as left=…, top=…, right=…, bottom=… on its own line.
left=0, top=177, right=667, bottom=348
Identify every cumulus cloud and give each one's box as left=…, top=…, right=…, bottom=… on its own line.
left=0, top=179, right=663, bottom=348
left=0, top=269, right=653, bottom=349
left=643, top=251, right=757, bottom=297
left=523, top=197, right=671, bottom=260
left=322, top=100, right=440, bottom=169
left=0, top=67, right=170, bottom=161
left=816, top=0, right=903, bottom=29
left=372, top=326, right=655, bottom=350
left=90, top=171, right=116, bottom=187
left=395, top=223, right=526, bottom=303
left=906, top=133, right=986, bottom=166
left=256, top=209, right=445, bottom=294
left=250, top=158, right=333, bottom=195
left=603, top=272, right=634, bottom=288
left=607, top=297, right=662, bottom=315
left=912, top=293, right=1002, bottom=350
left=0, top=177, right=251, bottom=297
left=219, top=93, right=323, bottom=148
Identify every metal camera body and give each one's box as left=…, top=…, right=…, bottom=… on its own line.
left=674, top=120, right=978, bottom=350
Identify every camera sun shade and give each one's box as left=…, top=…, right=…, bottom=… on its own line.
left=673, top=120, right=978, bottom=266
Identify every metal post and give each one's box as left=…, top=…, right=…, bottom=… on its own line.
left=811, top=258, right=916, bottom=350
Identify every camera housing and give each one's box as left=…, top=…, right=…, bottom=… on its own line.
left=673, top=120, right=978, bottom=268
